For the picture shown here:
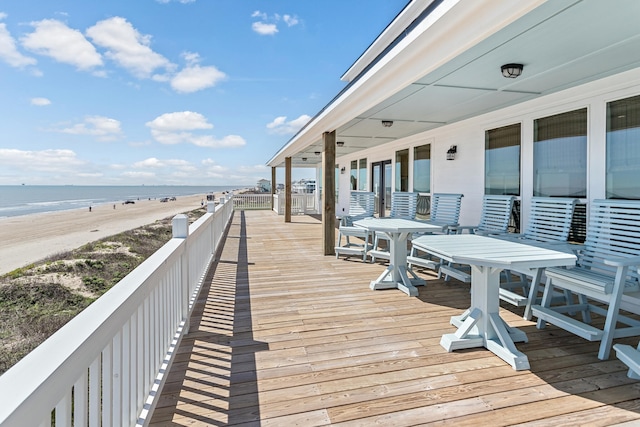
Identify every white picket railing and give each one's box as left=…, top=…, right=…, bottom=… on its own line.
left=0, top=196, right=235, bottom=427
left=273, top=192, right=319, bottom=215
left=233, top=193, right=272, bottom=210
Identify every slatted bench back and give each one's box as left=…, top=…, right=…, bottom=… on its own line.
left=430, top=193, right=464, bottom=226
left=390, top=192, right=418, bottom=220
left=579, top=199, right=640, bottom=283
left=523, top=197, right=578, bottom=243
left=344, top=191, right=375, bottom=225
left=477, top=195, right=515, bottom=233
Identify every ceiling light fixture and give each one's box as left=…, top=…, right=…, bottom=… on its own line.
left=301, top=157, right=307, bottom=161
left=381, top=120, right=393, bottom=127
left=336, top=141, right=344, bottom=147
left=314, top=151, right=321, bottom=155
left=501, top=63, right=523, bottom=78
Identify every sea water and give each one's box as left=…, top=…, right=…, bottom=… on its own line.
left=0, top=185, right=242, bottom=218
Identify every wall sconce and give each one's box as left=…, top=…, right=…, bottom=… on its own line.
left=336, top=141, right=344, bottom=147
left=446, top=145, right=457, bottom=160
left=340, top=167, right=346, bottom=174
left=501, top=63, right=523, bottom=78
left=381, top=120, right=393, bottom=127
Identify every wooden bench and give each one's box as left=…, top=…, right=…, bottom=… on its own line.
left=532, top=199, right=640, bottom=360
left=369, top=192, right=418, bottom=262
left=335, top=191, right=375, bottom=261
left=406, top=193, right=464, bottom=272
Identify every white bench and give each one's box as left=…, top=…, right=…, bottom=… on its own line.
left=335, top=191, right=375, bottom=261
left=613, top=342, right=640, bottom=379
left=532, top=199, right=640, bottom=360
left=495, top=197, right=578, bottom=318
left=435, top=195, right=514, bottom=282
left=369, top=192, right=418, bottom=262
left=406, top=193, right=463, bottom=272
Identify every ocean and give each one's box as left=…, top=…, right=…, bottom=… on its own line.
left=0, top=185, right=243, bottom=218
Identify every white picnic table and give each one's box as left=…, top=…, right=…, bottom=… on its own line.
left=410, top=234, right=576, bottom=370
left=353, top=218, right=445, bottom=296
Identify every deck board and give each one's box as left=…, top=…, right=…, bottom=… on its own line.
left=149, top=210, right=640, bottom=426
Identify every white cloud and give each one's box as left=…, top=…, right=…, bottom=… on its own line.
left=86, top=17, right=173, bottom=78
left=146, top=111, right=246, bottom=148
left=56, top=116, right=123, bottom=141
left=21, top=19, right=102, bottom=70
left=252, top=22, right=278, bottom=36
left=31, top=97, right=51, bottom=106
left=133, top=157, right=195, bottom=172
left=251, top=11, right=299, bottom=36
left=0, top=23, right=37, bottom=68
left=266, top=114, right=311, bottom=135
left=283, top=15, right=299, bottom=27
left=171, top=64, right=226, bottom=93
left=146, top=111, right=213, bottom=132
left=0, top=148, right=85, bottom=172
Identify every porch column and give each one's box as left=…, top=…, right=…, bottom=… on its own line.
left=285, top=157, right=292, bottom=223
left=322, top=131, right=336, bottom=255
left=271, top=166, right=276, bottom=211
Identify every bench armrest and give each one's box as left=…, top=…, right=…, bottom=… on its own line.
left=604, top=255, right=640, bottom=268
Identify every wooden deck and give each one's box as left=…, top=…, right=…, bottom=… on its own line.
left=149, top=210, right=640, bottom=426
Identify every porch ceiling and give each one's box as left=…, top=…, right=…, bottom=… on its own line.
left=277, top=0, right=640, bottom=167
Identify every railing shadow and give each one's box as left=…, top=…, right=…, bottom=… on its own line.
left=149, top=210, right=268, bottom=425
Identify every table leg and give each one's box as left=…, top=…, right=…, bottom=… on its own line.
left=369, top=232, right=425, bottom=296
left=440, top=265, right=530, bottom=370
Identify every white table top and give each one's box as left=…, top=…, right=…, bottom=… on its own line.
left=354, top=217, right=445, bottom=234
left=411, top=234, right=576, bottom=270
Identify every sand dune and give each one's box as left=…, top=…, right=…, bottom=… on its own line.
left=0, top=194, right=221, bottom=275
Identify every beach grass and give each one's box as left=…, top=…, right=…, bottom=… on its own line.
left=0, top=207, right=206, bottom=375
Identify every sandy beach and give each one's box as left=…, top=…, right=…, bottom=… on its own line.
left=0, top=194, right=219, bottom=275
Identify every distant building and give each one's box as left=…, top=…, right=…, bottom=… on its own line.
left=292, top=179, right=316, bottom=194
left=256, top=179, right=271, bottom=192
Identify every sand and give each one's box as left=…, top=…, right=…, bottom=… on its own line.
left=0, top=194, right=222, bottom=275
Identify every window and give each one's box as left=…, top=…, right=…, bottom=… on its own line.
left=358, top=158, right=367, bottom=191
left=485, top=124, right=520, bottom=195
left=395, top=149, right=409, bottom=192
left=533, top=109, right=587, bottom=197
left=350, top=160, right=358, bottom=191
left=607, top=94, right=640, bottom=199
left=413, top=144, right=430, bottom=193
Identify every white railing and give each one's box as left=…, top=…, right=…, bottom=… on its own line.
left=273, top=192, right=319, bottom=215
left=233, top=193, right=272, bottom=210
left=0, top=197, right=235, bottom=427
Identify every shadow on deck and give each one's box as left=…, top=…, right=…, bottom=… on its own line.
left=150, top=210, right=640, bottom=426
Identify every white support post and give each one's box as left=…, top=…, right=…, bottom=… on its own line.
left=172, top=214, right=190, bottom=334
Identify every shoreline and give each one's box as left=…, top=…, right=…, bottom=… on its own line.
left=0, top=192, right=231, bottom=276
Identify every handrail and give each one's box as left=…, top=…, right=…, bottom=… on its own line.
left=0, top=196, right=235, bottom=427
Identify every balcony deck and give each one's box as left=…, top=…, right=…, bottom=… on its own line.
left=149, top=210, right=640, bottom=426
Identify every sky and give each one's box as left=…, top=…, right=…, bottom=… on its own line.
left=0, top=0, right=407, bottom=186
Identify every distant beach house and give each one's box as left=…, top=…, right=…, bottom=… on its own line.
left=292, top=179, right=316, bottom=194
left=255, top=179, right=271, bottom=193
left=267, top=0, right=640, bottom=244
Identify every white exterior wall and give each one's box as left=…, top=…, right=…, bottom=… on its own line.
left=336, top=67, right=640, bottom=228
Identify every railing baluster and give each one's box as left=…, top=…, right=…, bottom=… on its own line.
left=102, top=342, right=112, bottom=427
left=73, top=369, right=88, bottom=427
left=55, top=391, right=72, bottom=426
left=89, top=356, right=101, bottom=427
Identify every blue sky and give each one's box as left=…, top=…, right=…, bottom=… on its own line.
left=0, top=0, right=407, bottom=186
